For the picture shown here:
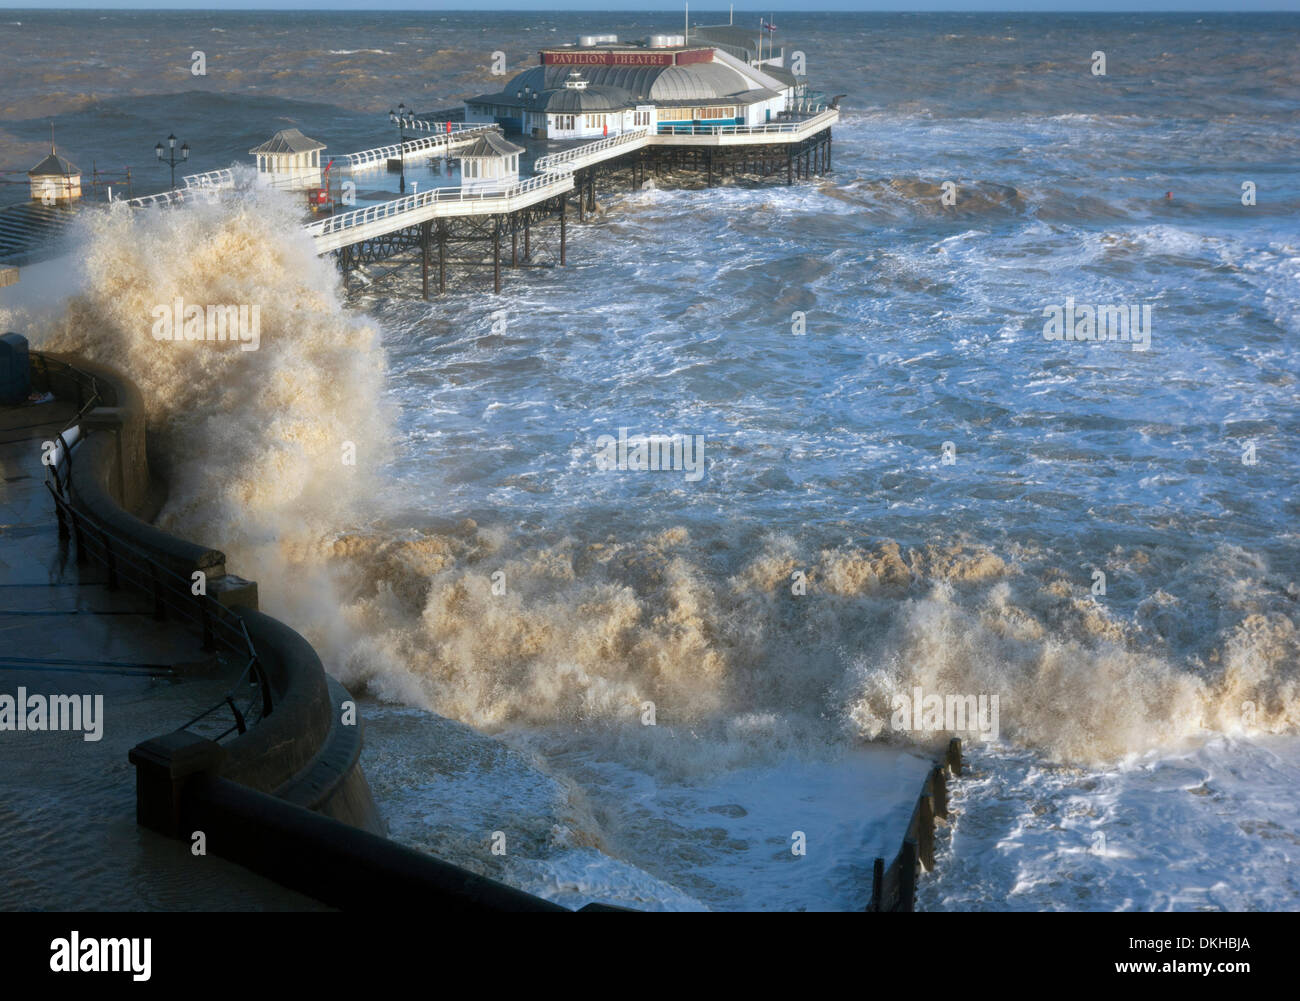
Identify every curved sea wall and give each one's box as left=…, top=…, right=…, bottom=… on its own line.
left=33, top=351, right=383, bottom=834
left=33, top=350, right=576, bottom=910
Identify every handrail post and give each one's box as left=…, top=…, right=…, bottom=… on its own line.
left=101, top=525, right=117, bottom=589
left=199, top=594, right=215, bottom=651
left=149, top=563, right=166, bottom=620
left=255, top=659, right=274, bottom=717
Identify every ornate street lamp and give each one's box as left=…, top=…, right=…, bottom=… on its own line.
left=154, top=133, right=189, bottom=191
left=388, top=102, right=408, bottom=193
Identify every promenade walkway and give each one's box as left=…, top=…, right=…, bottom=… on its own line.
left=0, top=398, right=324, bottom=909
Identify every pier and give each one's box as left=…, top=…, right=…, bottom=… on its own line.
left=307, top=107, right=836, bottom=296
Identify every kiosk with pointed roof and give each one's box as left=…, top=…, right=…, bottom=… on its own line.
left=248, top=128, right=326, bottom=191
left=28, top=146, right=81, bottom=204
left=456, top=131, right=524, bottom=191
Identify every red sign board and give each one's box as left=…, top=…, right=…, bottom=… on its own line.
left=539, top=48, right=715, bottom=68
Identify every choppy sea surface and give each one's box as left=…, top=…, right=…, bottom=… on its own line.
left=2, top=11, right=1298, bottom=910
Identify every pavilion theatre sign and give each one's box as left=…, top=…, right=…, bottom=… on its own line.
left=540, top=49, right=713, bottom=67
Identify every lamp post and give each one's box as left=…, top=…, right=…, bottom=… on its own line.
left=154, top=134, right=189, bottom=191
left=388, top=102, right=408, bottom=193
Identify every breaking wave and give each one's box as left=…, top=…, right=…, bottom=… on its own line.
left=18, top=192, right=1300, bottom=772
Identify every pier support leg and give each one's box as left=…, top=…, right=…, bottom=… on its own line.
left=786, top=151, right=793, bottom=186
left=420, top=220, right=431, bottom=300
left=560, top=201, right=567, bottom=266
left=587, top=176, right=595, bottom=214
left=511, top=226, right=518, bottom=268
left=707, top=150, right=713, bottom=187
left=524, top=221, right=530, bottom=261
left=493, top=220, right=501, bottom=294
left=437, top=219, right=447, bottom=295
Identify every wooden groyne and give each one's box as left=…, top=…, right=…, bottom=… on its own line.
left=869, top=737, right=964, bottom=913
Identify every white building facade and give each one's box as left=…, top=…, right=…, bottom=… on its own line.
left=465, top=33, right=797, bottom=141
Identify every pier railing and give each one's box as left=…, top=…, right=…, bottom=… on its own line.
left=533, top=128, right=650, bottom=174
left=341, top=125, right=500, bottom=171
left=303, top=170, right=573, bottom=239
left=656, top=108, right=837, bottom=137
left=394, top=117, right=480, bottom=134
left=183, top=168, right=236, bottom=190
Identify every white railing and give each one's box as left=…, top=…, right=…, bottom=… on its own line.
left=533, top=128, right=649, bottom=174
left=303, top=171, right=572, bottom=239
left=341, top=126, right=499, bottom=170
left=655, top=108, right=837, bottom=137
left=182, top=168, right=235, bottom=190
left=786, top=98, right=829, bottom=115
left=123, top=188, right=193, bottom=208
left=394, top=117, right=480, bottom=134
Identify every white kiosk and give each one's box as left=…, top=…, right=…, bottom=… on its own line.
left=456, top=132, right=523, bottom=192
left=249, top=129, right=326, bottom=191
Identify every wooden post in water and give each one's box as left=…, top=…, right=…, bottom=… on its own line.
left=897, top=839, right=917, bottom=912
left=559, top=200, right=567, bottom=265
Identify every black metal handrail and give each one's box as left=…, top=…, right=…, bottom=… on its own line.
left=31, top=354, right=101, bottom=498
left=33, top=352, right=274, bottom=742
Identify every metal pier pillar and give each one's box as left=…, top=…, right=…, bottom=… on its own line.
left=420, top=220, right=431, bottom=300
left=492, top=219, right=501, bottom=294
left=437, top=218, right=447, bottom=295
left=559, top=200, right=567, bottom=266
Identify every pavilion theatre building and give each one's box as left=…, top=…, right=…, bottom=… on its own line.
left=465, top=31, right=804, bottom=141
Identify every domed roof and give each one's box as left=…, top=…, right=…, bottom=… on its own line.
left=649, top=63, right=750, bottom=102
left=542, top=85, right=635, bottom=113
left=478, top=56, right=752, bottom=109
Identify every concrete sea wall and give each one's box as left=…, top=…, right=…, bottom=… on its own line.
left=31, top=351, right=570, bottom=909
